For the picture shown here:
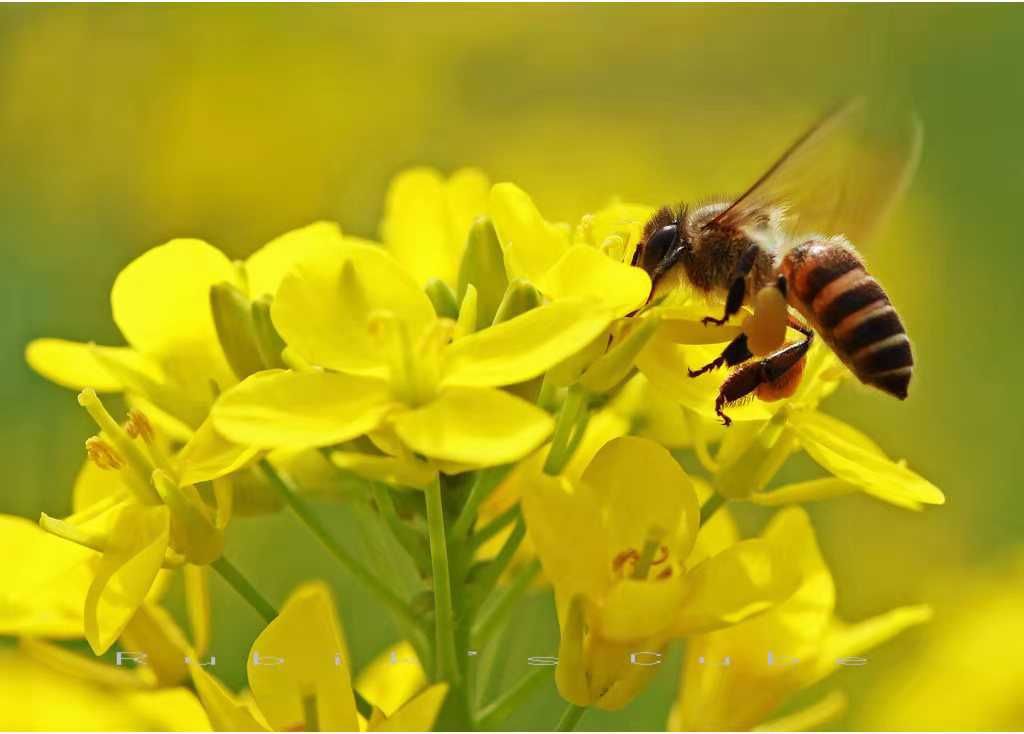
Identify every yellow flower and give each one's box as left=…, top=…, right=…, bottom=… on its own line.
left=381, top=167, right=490, bottom=290
left=0, top=642, right=210, bottom=731
left=518, top=436, right=799, bottom=710
left=854, top=554, right=1024, bottom=731
left=190, top=582, right=447, bottom=732
left=669, top=506, right=932, bottom=731
left=211, top=239, right=618, bottom=472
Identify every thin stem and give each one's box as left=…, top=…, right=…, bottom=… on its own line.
left=543, top=387, right=587, bottom=475
left=211, top=556, right=276, bottom=623
left=470, top=503, right=520, bottom=551
left=260, top=459, right=424, bottom=643
left=700, top=492, right=727, bottom=525
left=370, top=481, right=427, bottom=566
left=555, top=703, right=588, bottom=732
left=452, top=466, right=508, bottom=539
left=424, top=476, right=460, bottom=686
left=472, top=558, right=541, bottom=647
left=471, top=513, right=527, bottom=608
left=476, top=667, right=551, bottom=730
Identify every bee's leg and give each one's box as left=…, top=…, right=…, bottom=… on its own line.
left=701, top=244, right=761, bottom=326
left=687, top=333, right=753, bottom=378
left=714, top=329, right=813, bottom=426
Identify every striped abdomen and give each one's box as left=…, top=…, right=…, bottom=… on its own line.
left=781, top=237, right=913, bottom=399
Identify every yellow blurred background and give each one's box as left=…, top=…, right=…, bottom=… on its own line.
left=2, top=4, right=1022, bottom=729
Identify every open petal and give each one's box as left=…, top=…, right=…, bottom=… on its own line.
left=814, top=605, right=932, bottom=681
left=271, top=240, right=435, bottom=373
left=489, top=182, right=570, bottom=282
left=536, top=244, right=651, bottom=316
left=247, top=582, right=359, bottom=733
left=111, top=239, right=238, bottom=391
left=382, top=167, right=489, bottom=288
left=85, top=504, right=171, bottom=654
left=190, top=664, right=269, bottom=731
left=600, top=578, right=688, bottom=641
left=244, top=221, right=346, bottom=299
left=355, top=641, right=427, bottom=718
left=177, top=416, right=261, bottom=485
left=25, top=339, right=162, bottom=393
left=675, top=538, right=801, bottom=636
left=442, top=300, right=612, bottom=388
left=583, top=436, right=700, bottom=563
left=371, top=683, right=449, bottom=732
left=787, top=410, right=945, bottom=507
left=0, top=515, right=93, bottom=638
left=391, top=386, right=553, bottom=465
left=212, top=370, right=394, bottom=449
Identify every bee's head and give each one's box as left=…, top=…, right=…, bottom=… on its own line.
left=632, top=208, right=690, bottom=282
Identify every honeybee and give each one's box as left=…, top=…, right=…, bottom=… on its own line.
left=632, top=99, right=922, bottom=425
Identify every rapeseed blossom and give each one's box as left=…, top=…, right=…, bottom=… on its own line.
left=20, top=167, right=948, bottom=731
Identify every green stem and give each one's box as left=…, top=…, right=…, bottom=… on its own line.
left=543, top=387, right=587, bottom=475
left=476, top=667, right=551, bottom=730
left=700, top=492, right=727, bottom=525
left=452, top=466, right=508, bottom=539
left=470, top=503, right=520, bottom=551
left=472, top=558, right=541, bottom=647
left=424, top=477, right=460, bottom=686
left=471, top=513, right=526, bottom=609
left=555, top=703, right=588, bottom=732
left=260, top=459, right=425, bottom=645
left=210, top=556, right=276, bottom=623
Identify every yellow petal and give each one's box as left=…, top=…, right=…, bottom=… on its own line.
left=0, top=648, right=210, bottom=731
left=442, top=300, right=612, bottom=388
left=489, top=182, right=570, bottom=282
left=0, top=514, right=93, bottom=638
left=177, top=415, right=261, bottom=485
left=247, top=581, right=359, bottom=732
left=814, top=605, right=932, bottom=681
left=190, top=663, right=269, bottom=731
left=120, top=602, right=190, bottom=687
left=754, top=690, right=849, bottom=732
left=535, top=244, right=651, bottom=316
left=581, top=436, right=700, bottom=564
left=271, top=239, right=435, bottom=373
left=111, top=238, right=238, bottom=391
left=382, top=167, right=489, bottom=288
left=675, top=538, right=800, bottom=635
left=245, top=221, right=346, bottom=298
left=371, top=683, right=449, bottom=732
left=212, top=369, right=394, bottom=449
left=519, top=458, right=610, bottom=609
left=751, top=477, right=860, bottom=506
left=331, top=451, right=437, bottom=489
left=85, top=504, right=171, bottom=654
left=787, top=410, right=945, bottom=507
left=355, top=641, right=427, bottom=718
left=391, top=386, right=553, bottom=465
left=600, top=578, right=688, bottom=641
left=25, top=338, right=161, bottom=393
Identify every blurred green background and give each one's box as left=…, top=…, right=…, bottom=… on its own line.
left=2, top=4, right=1022, bottom=730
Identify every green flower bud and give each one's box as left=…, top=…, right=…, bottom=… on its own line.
left=210, top=282, right=264, bottom=380
left=492, top=278, right=541, bottom=325
left=458, top=216, right=509, bottom=328
left=251, top=295, right=288, bottom=369
left=580, top=316, right=661, bottom=394
left=424, top=278, right=460, bottom=320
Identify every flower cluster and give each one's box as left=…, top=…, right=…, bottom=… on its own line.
left=7, top=167, right=944, bottom=731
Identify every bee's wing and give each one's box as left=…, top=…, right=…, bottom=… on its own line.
left=708, top=97, right=923, bottom=249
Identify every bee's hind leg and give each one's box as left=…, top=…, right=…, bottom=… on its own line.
left=701, top=244, right=761, bottom=326
left=687, top=333, right=753, bottom=378
left=713, top=330, right=813, bottom=426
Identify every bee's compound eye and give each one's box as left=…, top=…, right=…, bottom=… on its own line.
left=639, top=224, right=678, bottom=273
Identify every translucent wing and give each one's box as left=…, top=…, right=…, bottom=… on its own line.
left=707, top=97, right=923, bottom=249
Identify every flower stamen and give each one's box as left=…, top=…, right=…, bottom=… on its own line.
left=85, top=436, right=123, bottom=470
left=124, top=409, right=154, bottom=443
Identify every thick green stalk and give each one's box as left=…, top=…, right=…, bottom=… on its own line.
left=210, top=556, right=276, bottom=623
left=424, top=477, right=460, bottom=685
left=543, top=387, right=587, bottom=475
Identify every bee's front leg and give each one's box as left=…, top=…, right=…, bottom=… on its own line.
left=701, top=244, right=761, bottom=326
left=687, top=333, right=754, bottom=378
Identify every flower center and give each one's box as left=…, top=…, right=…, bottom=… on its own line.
left=369, top=312, right=452, bottom=407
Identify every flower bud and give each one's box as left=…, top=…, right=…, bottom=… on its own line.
left=152, top=470, right=224, bottom=565
left=251, top=295, right=288, bottom=369
left=580, top=316, right=660, bottom=394
left=424, top=278, right=460, bottom=319
left=458, top=216, right=509, bottom=328
left=491, top=278, right=542, bottom=325
left=210, top=282, right=264, bottom=380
